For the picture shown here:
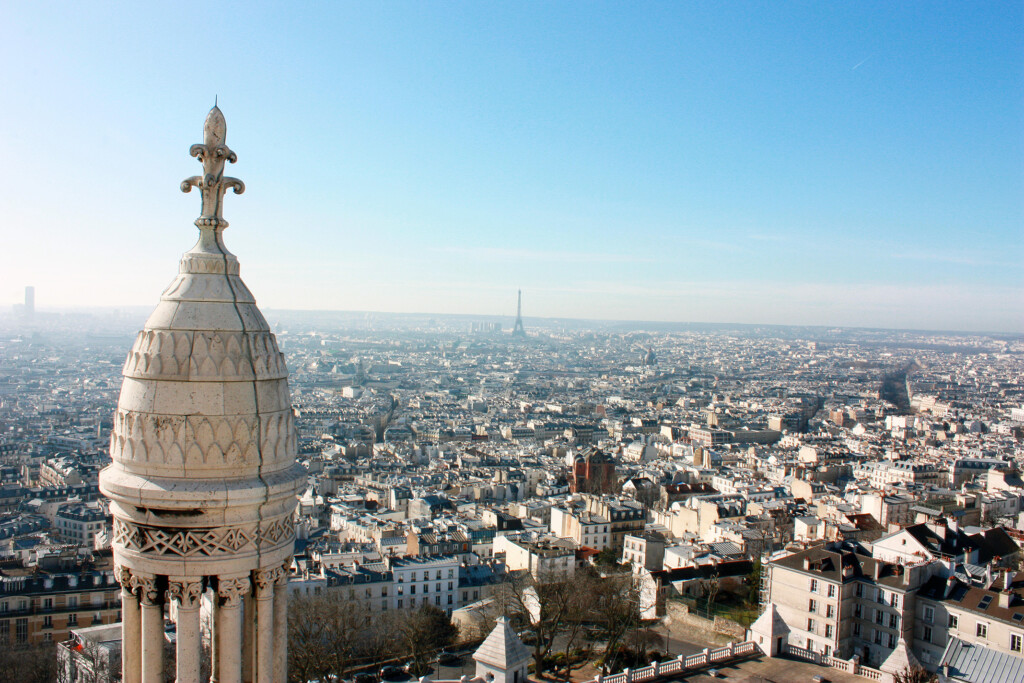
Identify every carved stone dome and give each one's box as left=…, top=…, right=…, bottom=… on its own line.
left=99, top=105, right=305, bottom=579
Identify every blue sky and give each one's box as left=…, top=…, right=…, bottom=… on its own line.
left=1, top=2, right=1021, bottom=331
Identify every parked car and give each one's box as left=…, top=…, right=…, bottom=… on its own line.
left=516, top=630, right=538, bottom=645
left=380, top=665, right=410, bottom=682
left=404, top=660, right=435, bottom=677
left=438, top=649, right=462, bottom=666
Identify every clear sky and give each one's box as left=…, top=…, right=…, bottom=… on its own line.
left=1, top=2, right=1021, bottom=332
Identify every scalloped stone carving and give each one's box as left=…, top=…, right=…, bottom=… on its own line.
left=121, top=329, right=288, bottom=382
left=110, top=410, right=294, bottom=467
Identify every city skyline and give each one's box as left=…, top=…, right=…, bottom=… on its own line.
left=1, top=2, right=1022, bottom=333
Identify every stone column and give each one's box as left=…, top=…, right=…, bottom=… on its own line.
left=218, top=576, right=250, bottom=683
left=117, top=566, right=142, bottom=683
left=272, top=563, right=289, bottom=683
left=253, top=567, right=280, bottom=683
left=168, top=578, right=204, bottom=683
left=211, top=587, right=220, bottom=683
left=242, top=592, right=255, bottom=683
left=138, top=574, right=165, bottom=683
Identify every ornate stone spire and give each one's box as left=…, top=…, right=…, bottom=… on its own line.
left=100, top=106, right=304, bottom=683
left=180, top=105, right=245, bottom=230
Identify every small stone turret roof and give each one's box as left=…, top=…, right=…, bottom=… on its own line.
left=749, top=603, right=789, bottom=637
left=473, top=616, right=531, bottom=670
left=880, top=638, right=920, bottom=674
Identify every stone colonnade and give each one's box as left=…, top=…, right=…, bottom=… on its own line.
left=116, top=564, right=289, bottom=683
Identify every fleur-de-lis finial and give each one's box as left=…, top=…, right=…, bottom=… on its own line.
left=180, top=105, right=245, bottom=230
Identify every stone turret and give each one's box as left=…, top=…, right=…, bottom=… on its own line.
left=473, top=616, right=531, bottom=683
left=99, top=105, right=305, bottom=683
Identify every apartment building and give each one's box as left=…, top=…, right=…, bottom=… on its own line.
left=913, top=571, right=1024, bottom=669
left=0, top=570, right=121, bottom=646
left=549, top=506, right=611, bottom=550
left=764, top=545, right=935, bottom=667
left=494, top=534, right=574, bottom=580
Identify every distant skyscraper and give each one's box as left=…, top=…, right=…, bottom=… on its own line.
left=24, top=286, right=34, bottom=316
left=99, top=106, right=304, bottom=683
left=512, top=289, right=526, bottom=337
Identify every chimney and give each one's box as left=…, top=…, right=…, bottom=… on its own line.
left=999, top=590, right=1011, bottom=609
left=874, top=562, right=883, bottom=580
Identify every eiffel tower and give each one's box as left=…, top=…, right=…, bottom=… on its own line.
left=512, top=289, right=526, bottom=337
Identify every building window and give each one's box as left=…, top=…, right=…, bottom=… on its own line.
left=825, top=625, right=833, bottom=638
left=853, top=623, right=861, bottom=637
left=949, top=614, right=958, bottom=629
left=397, top=600, right=403, bottom=609
left=807, top=619, right=815, bottom=633
left=15, top=619, right=27, bottom=644
left=923, top=606, right=934, bottom=623
left=827, top=584, right=836, bottom=598
left=890, top=614, right=899, bottom=629
left=874, top=630, right=882, bottom=645
left=854, top=605, right=862, bottom=618
left=1011, top=634, right=1022, bottom=653
left=876, top=611, right=884, bottom=625
left=888, top=633, right=896, bottom=649
left=977, top=623, right=988, bottom=639
left=855, top=584, right=863, bottom=598
left=810, top=579, right=818, bottom=593
left=826, top=605, right=835, bottom=618
left=923, top=626, right=932, bottom=643
left=809, top=599, right=817, bottom=613
left=68, top=613, right=77, bottom=626
left=42, top=615, right=52, bottom=629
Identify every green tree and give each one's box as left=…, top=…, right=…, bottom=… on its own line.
left=745, top=557, right=762, bottom=607
left=594, top=547, right=620, bottom=568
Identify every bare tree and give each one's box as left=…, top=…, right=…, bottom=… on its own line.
left=1, top=641, right=59, bottom=683
left=893, top=665, right=938, bottom=683
left=398, top=604, right=459, bottom=675
left=590, top=572, right=642, bottom=674
left=288, top=589, right=373, bottom=683
left=494, top=570, right=585, bottom=677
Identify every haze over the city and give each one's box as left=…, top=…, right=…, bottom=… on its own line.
left=1, top=2, right=1021, bottom=332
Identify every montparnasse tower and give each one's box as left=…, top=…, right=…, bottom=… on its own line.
left=98, top=106, right=306, bottom=683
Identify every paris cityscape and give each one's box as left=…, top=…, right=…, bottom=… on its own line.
left=1, top=3, right=1022, bottom=683
left=2, top=297, right=1023, bottom=683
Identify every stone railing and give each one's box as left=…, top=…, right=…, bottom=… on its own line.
left=586, top=641, right=762, bottom=683
left=783, top=644, right=889, bottom=682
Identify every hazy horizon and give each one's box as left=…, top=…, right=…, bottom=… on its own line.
left=2, top=3, right=1021, bottom=332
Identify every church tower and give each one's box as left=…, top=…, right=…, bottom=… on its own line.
left=99, top=106, right=306, bottom=683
